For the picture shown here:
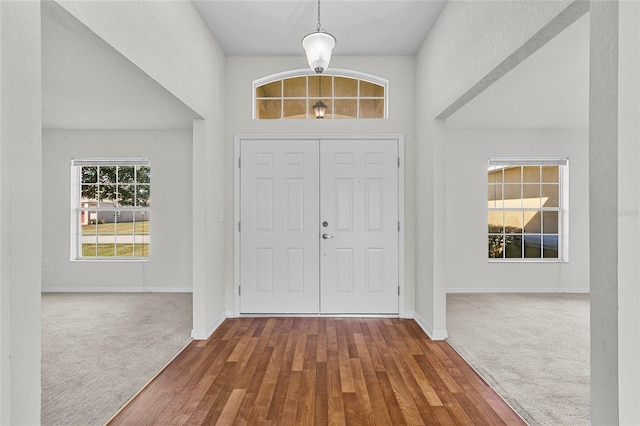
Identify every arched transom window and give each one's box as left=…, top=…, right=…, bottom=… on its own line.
left=253, top=69, right=388, bottom=120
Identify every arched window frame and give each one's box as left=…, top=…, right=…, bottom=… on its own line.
left=253, top=69, right=389, bottom=120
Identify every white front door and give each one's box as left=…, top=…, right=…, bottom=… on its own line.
left=239, top=138, right=399, bottom=315
left=319, top=139, right=399, bottom=314
left=239, top=139, right=320, bottom=313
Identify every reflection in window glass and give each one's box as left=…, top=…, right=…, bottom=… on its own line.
left=524, top=235, right=542, bottom=258
left=488, top=159, right=566, bottom=260
left=523, top=211, right=541, bottom=233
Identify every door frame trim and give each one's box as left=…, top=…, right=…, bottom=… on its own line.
left=233, top=134, right=406, bottom=317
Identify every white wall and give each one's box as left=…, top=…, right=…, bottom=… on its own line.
left=2, top=1, right=225, bottom=421
left=617, top=3, right=640, bottom=422
left=42, top=130, right=193, bottom=292
left=415, top=0, right=587, bottom=339
left=445, top=128, right=589, bottom=293
left=55, top=0, right=216, bottom=118
left=54, top=0, right=228, bottom=339
left=224, top=56, right=417, bottom=315
left=417, top=0, right=639, bottom=421
left=0, top=2, right=42, bottom=424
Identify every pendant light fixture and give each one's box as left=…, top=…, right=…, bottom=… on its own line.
left=313, top=99, right=327, bottom=118
left=302, top=0, right=336, bottom=74
left=312, top=75, right=327, bottom=118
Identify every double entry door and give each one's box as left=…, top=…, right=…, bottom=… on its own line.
left=239, top=138, right=399, bottom=314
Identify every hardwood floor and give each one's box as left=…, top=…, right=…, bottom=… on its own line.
left=109, top=318, right=524, bottom=425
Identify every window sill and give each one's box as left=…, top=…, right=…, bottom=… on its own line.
left=72, top=258, right=150, bottom=263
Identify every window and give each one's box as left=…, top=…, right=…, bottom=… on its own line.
left=72, top=159, right=150, bottom=260
left=254, top=69, right=387, bottom=119
left=488, top=158, right=568, bottom=261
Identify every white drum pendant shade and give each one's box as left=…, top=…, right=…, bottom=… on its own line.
left=302, top=31, right=336, bottom=74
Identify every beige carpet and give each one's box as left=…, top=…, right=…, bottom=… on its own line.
left=447, top=293, right=590, bottom=426
left=42, top=292, right=192, bottom=426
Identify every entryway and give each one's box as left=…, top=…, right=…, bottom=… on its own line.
left=236, top=137, right=402, bottom=315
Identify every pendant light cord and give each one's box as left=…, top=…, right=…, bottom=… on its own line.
left=317, top=0, right=322, bottom=32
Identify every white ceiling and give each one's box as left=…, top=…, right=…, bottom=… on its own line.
left=447, top=13, right=589, bottom=129
left=41, top=0, right=586, bottom=131
left=42, top=2, right=199, bottom=130
left=42, top=1, right=444, bottom=130
left=192, top=0, right=446, bottom=56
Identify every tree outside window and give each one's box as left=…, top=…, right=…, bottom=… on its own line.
left=74, top=160, right=150, bottom=259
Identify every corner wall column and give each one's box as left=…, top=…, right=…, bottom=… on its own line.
left=0, top=1, right=43, bottom=423
left=589, top=1, right=619, bottom=423
left=191, top=118, right=207, bottom=339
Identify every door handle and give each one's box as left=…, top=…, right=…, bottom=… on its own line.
left=322, top=233, right=334, bottom=239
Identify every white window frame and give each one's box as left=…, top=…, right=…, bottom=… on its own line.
left=70, top=158, right=151, bottom=262
left=252, top=68, right=389, bottom=119
left=488, top=157, right=569, bottom=262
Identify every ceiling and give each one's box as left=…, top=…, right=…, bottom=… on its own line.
left=42, top=2, right=199, bottom=130
left=41, top=0, right=586, bottom=131
left=42, top=1, right=444, bottom=130
left=447, top=13, right=589, bottom=129
left=192, top=0, right=446, bottom=56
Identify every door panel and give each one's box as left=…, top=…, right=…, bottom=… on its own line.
left=239, top=138, right=399, bottom=315
left=240, top=140, right=319, bottom=313
left=320, top=139, right=399, bottom=314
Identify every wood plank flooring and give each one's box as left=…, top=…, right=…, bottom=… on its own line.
left=108, top=318, right=524, bottom=425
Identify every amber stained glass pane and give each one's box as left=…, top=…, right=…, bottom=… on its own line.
left=283, top=77, right=306, bottom=98
left=333, top=99, right=357, bottom=118
left=334, top=76, right=358, bottom=97
left=308, top=76, right=332, bottom=98
left=256, top=99, right=282, bottom=119
left=359, top=80, right=384, bottom=97
left=359, top=99, right=384, bottom=119
left=283, top=100, right=307, bottom=119
left=255, top=80, right=282, bottom=98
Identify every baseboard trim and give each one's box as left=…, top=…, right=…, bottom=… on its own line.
left=191, top=311, right=227, bottom=341
left=447, top=288, right=589, bottom=294
left=413, top=312, right=448, bottom=341
left=42, top=287, right=193, bottom=293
